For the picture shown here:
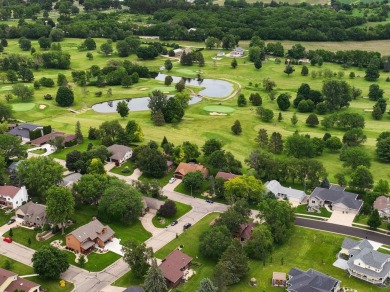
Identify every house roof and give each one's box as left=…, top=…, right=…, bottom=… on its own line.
left=0, top=268, right=15, bottom=285
left=18, top=201, right=47, bottom=225
left=329, top=185, right=346, bottom=192
left=7, top=161, right=22, bottom=172
left=374, top=196, right=390, bottom=211
left=309, top=187, right=363, bottom=211
left=143, top=197, right=164, bottom=210
left=174, top=162, right=208, bottom=177
left=0, top=268, right=40, bottom=292
left=348, top=248, right=390, bottom=278
left=273, top=272, right=286, bottom=281
left=30, top=132, right=76, bottom=146
left=287, top=268, right=340, bottom=292
left=8, top=123, right=42, bottom=139
left=0, top=185, right=20, bottom=198
left=341, top=238, right=373, bottom=251
left=62, top=173, right=82, bottom=187
left=238, top=222, right=257, bottom=240
left=107, top=144, right=132, bottom=161
left=159, top=249, right=192, bottom=284
left=123, top=287, right=145, bottom=292
left=67, top=219, right=115, bottom=244
left=265, top=180, right=306, bottom=201
left=215, top=171, right=240, bottom=181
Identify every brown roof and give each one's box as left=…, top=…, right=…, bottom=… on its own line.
left=374, top=196, right=390, bottom=211
left=0, top=185, right=20, bottom=198
left=0, top=268, right=15, bottom=286
left=215, top=171, right=240, bottom=181
left=174, top=162, right=208, bottom=177
left=0, top=268, right=40, bottom=292
left=30, top=132, right=76, bottom=146
left=239, top=222, right=257, bottom=240
left=159, top=249, right=192, bottom=284
left=107, top=144, right=132, bottom=161
left=67, top=219, right=115, bottom=244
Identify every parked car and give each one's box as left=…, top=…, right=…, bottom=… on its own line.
left=7, top=219, right=15, bottom=225
left=184, top=223, right=192, bottom=229
left=3, top=237, right=12, bottom=243
left=206, top=199, right=214, bottom=204
left=171, top=220, right=178, bottom=226
left=169, top=177, right=177, bottom=184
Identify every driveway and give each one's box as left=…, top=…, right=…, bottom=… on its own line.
left=129, top=168, right=142, bottom=180
left=327, top=210, right=356, bottom=226
left=27, top=144, right=56, bottom=156
left=105, top=238, right=124, bottom=256
left=0, top=220, right=19, bottom=237
left=162, top=179, right=182, bottom=191
left=141, top=210, right=163, bottom=236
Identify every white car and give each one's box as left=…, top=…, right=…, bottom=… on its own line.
left=169, top=177, right=176, bottom=184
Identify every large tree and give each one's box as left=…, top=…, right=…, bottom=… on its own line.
left=367, top=209, right=381, bottom=229
left=349, top=165, right=374, bottom=191
left=342, top=128, right=367, bottom=146
left=197, top=278, right=218, bottom=292
left=340, top=147, right=371, bottom=169
left=136, top=147, right=167, bottom=178
left=46, top=186, right=75, bottom=234
left=376, top=137, right=390, bottom=162
left=32, top=246, right=69, bottom=279
left=268, top=132, right=283, bottom=154
left=276, top=93, right=291, bottom=111
left=202, top=138, right=222, bottom=156
left=0, top=101, right=13, bottom=121
left=244, top=225, right=273, bottom=260
left=365, top=57, right=380, bottom=81
left=126, top=120, right=144, bottom=142
left=116, top=100, right=129, bottom=118
left=215, top=200, right=251, bottom=233
left=56, top=86, right=74, bottom=107
left=12, top=84, right=34, bottom=102
left=199, top=225, right=232, bottom=260
left=322, top=80, right=352, bottom=111
left=17, top=157, right=63, bottom=197
left=72, top=174, right=108, bottom=204
left=148, top=90, right=168, bottom=120
left=0, top=134, right=26, bottom=161
left=122, top=240, right=153, bottom=278
left=183, top=171, right=204, bottom=193
left=144, top=259, right=167, bottom=292
left=224, top=175, right=265, bottom=204
left=163, top=97, right=184, bottom=123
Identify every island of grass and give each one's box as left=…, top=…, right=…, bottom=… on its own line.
left=152, top=201, right=192, bottom=228
left=203, top=105, right=236, bottom=115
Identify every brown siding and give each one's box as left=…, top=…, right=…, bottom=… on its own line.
left=66, top=234, right=82, bottom=252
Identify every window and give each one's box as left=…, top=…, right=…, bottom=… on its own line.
left=312, top=200, right=315, bottom=204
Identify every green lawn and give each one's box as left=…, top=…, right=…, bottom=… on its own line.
left=0, top=255, right=74, bottom=292
left=113, top=270, right=144, bottom=288
left=50, top=139, right=101, bottom=160
left=0, top=210, right=12, bottom=226
left=12, top=102, right=36, bottom=112
left=174, top=180, right=211, bottom=198
left=203, top=105, right=236, bottom=114
left=109, top=160, right=136, bottom=176
left=30, top=148, right=47, bottom=155
left=152, top=201, right=192, bottom=228
left=295, top=204, right=332, bottom=218
left=353, top=213, right=389, bottom=230
left=67, top=251, right=121, bottom=272
left=110, top=219, right=152, bottom=244
left=138, top=169, right=175, bottom=187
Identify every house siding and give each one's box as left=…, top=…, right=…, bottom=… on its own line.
left=66, top=234, right=82, bottom=252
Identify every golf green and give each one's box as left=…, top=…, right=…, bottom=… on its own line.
left=12, top=103, right=36, bottom=112
left=176, top=69, right=198, bottom=76
left=203, top=105, right=236, bottom=114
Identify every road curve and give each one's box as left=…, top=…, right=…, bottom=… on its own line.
left=296, top=217, right=390, bottom=245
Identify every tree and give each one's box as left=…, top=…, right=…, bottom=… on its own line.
left=163, top=97, right=184, bottom=123
left=17, top=157, right=63, bottom=197
left=277, top=93, right=290, bottom=111
left=144, top=259, right=167, bottom=292
left=164, top=59, right=173, bottom=71
left=19, top=37, right=31, bottom=51
left=56, top=86, right=74, bottom=107
left=335, top=173, right=347, bottom=187
left=100, top=42, right=113, bottom=56
left=301, top=65, right=309, bottom=76
left=365, top=57, right=380, bottom=81
left=231, top=120, right=242, bottom=135
left=231, top=58, right=238, bottom=69
left=7, top=70, right=18, bottom=83
left=368, top=84, right=383, bottom=101
left=325, top=136, right=342, bottom=152
left=322, top=80, right=352, bottom=111
left=376, top=137, right=390, bottom=162
left=224, top=175, right=265, bottom=204
left=284, top=64, right=295, bottom=76
left=136, top=147, right=167, bottom=178
left=98, top=180, right=144, bottom=223
left=73, top=174, right=107, bottom=204
left=368, top=209, right=381, bottom=229
left=57, top=73, right=68, bottom=87
left=86, top=52, right=93, bottom=60
left=202, top=139, right=222, bottom=156
left=164, top=75, right=173, bottom=86
left=122, top=240, right=153, bottom=279
left=46, top=186, right=75, bottom=234
left=269, top=132, right=283, bottom=154
left=148, top=90, right=168, bottom=120
left=38, top=36, right=51, bottom=49
left=0, top=134, right=26, bottom=161
left=257, top=107, right=274, bottom=122
left=285, top=134, right=314, bottom=158
left=12, top=84, right=34, bottom=102
left=349, top=166, right=374, bottom=191
left=244, top=225, right=273, bottom=260
left=374, top=179, right=390, bottom=194
left=291, top=113, right=298, bottom=126
left=343, top=128, right=367, bottom=146
left=254, top=59, right=262, bottom=70
left=157, top=200, right=177, bottom=218
left=32, top=246, right=69, bottom=279
left=87, top=158, right=106, bottom=175
left=121, top=75, right=132, bottom=88
left=372, top=105, right=383, bottom=120
left=197, top=278, right=218, bottom=292
left=249, top=93, right=262, bottom=106
left=306, top=113, right=319, bottom=127
left=183, top=171, right=204, bottom=193
left=256, top=129, right=268, bottom=148
left=320, top=177, right=330, bottom=189
left=263, top=78, right=276, bottom=92
left=237, top=94, right=247, bottom=107
left=83, top=37, right=96, bottom=50
left=116, top=100, right=129, bottom=119
left=199, top=225, right=232, bottom=260
left=340, top=147, right=371, bottom=169
left=258, top=198, right=295, bottom=244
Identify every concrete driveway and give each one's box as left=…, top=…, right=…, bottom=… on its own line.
left=141, top=210, right=163, bottom=236
left=0, top=220, right=19, bottom=237
left=162, top=179, right=182, bottom=191
left=27, top=144, right=56, bottom=156
left=105, top=238, right=124, bottom=256
left=327, top=210, right=356, bottom=226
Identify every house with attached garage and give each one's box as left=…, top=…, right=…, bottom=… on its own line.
left=340, top=237, right=390, bottom=284
left=308, top=186, right=363, bottom=214
left=286, top=268, right=341, bottom=291
left=373, top=196, right=390, bottom=221
left=174, top=162, right=209, bottom=180
left=107, top=144, right=132, bottom=165
left=265, top=180, right=307, bottom=206
left=16, top=201, right=48, bottom=228
left=0, top=185, right=28, bottom=209
left=7, top=123, right=44, bottom=142
left=159, top=249, right=193, bottom=288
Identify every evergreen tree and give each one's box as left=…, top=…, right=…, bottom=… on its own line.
left=278, top=112, right=283, bottom=121
left=116, top=100, right=130, bottom=119
left=161, top=136, right=168, bottom=147
left=231, top=58, right=238, bottom=69
left=301, top=65, right=309, bottom=76
left=197, top=278, right=218, bottom=292
left=372, top=105, right=383, bottom=120
left=368, top=209, right=381, bottom=229
left=164, top=59, right=173, bottom=71
left=254, top=59, right=262, bottom=70
left=75, top=121, right=83, bottom=144
left=237, top=94, right=247, bottom=107
left=144, top=259, right=167, bottom=292
left=291, top=112, right=298, bottom=126
left=231, top=120, right=242, bottom=135
left=306, top=113, right=319, bottom=127
left=153, top=109, right=165, bottom=126
left=256, top=128, right=268, bottom=148
left=284, top=64, right=295, bottom=76
left=365, top=57, right=380, bottom=81
left=268, top=132, right=283, bottom=154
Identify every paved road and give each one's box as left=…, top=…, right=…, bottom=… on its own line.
left=296, top=217, right=390, bottom=245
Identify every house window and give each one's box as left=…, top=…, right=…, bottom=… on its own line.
left=312, top=200, right=315, bottom=204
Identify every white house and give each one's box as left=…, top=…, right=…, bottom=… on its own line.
left=265, top=180, right=307, bottom=206
left=0, top=186, right=28, bottom=209
left=107, top=144, right=133, bottom=164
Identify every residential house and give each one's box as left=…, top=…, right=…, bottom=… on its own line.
left=62, top=173, right=82, bottom=188
left=159, top=249, right=193, bottom=287
left=215, top=171, right=240, bottom=181
left=30, top=132, right=76, bottom=147
left=173, top=48, right=183, bottom=56
left=7, top=123, right=43, bottom=142
left=373, top=196, right=390, bottom=220
left=340, top=238, right=390, bottom=284
left=0, top=268, right=40, bottom=292
left=16, top=201, right=48, bottom=228
left=174, top=162, right=209, bottom=179
left=230, top=47, right=245, bottom=57
left=308, top=187, right=363, bottom=214
left=107, top=144, right=133, bottom=164
left=265, top=180, right=307, bottom=205
left=0, top=186, right=28, bottom=209
left=287, top=268, right=341, bottom=292
left=234, top=222, right=257, bottom=242
left=66, top=219, right=115, bottom=253
left=272, top=272, right=286, bottom=287
left=123, top=287, right=144, bottom=292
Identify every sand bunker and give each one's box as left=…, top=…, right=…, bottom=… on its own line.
left=210, top=112, right=227, bottom=116
left=39, top=104, right=46, bottom=109
left=139, top=87, right=148, bottom=91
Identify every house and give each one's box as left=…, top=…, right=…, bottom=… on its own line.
left=272, top=272, right=286, bottom=287
left=16, top=201, right=48, bottom=228
left=7, top=123, right=43, bottom=142
left=66, top=219, right=115, bottom=254
left=0, top=186, right=28, bottom=209
left=123, top=287, right=144, bottom=292
left=234, top=222, right=257, bottom=241
left=308, top=187, right=363, bottom=214
left=230, top=46, right=245, bottom=57
left=159, top=249, right=193, bottom=287
left=174, top=162, right=209, bottom=179
left=62, top=173, right=82, bottom=188
left=287, top=268, right=341, bottom=292
left=30, top=132, right=76, bottom=147
left=215, top=171, right=240, bottom=181
left=373, top=196, right=390, bottom=220
left=340, top=238, right=390, bottom=284
left=107, top=144, right=132, bottom=164
left=265, top=180, right=307, bottom=205
left=173, top=48, right=183, bottom=56
left=0, top=268, right=40, bottom=292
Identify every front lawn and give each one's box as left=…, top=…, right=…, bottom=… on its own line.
left=50, top=139, right=101, bottom=160
left=110, top=219, right=152, bottom=244
left=30, top=148, right=47, bottom=155
left=295, top=204, right=332, bottom=218
left=112, top=270, right=144, bottom=288
left=0, top=255, right=74, bottom=292
left=0, top=209, right=12, bottom=226
left=109, top=160, right=136, bottom=176
left=174, top=180, right=211, bottom=198
left=67, top=251, right=121, bottom=272
left=152, top=201, right=192, bottom=228
left=353, top=213, right=389, bottom=230
left=138, top=170, right=175, bottom=187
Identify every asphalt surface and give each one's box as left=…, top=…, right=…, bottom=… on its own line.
left=296, top=217, right=390, bottom=245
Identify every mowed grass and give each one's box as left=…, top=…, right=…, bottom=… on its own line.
left=295, top=204, right=333, bottom=218
left=203, top=105, right=236, bottom=114
left=67, top=251, right=121, bottom=272
left=12, top=102, right=36, bottom=111
left=152, top=201, right=192, bottom=228
left=109, top=160, right=136, bottom=176
left=0, top=210, right=12, bottom=226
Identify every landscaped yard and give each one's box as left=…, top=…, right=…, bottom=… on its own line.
left=29, top=148, right=47, bottom=155
left=152, top=201, right=192, bottom=228
left=0, top=210, right=12, bottom=226
left=50, top=139, right=101, bottom=160
left=353, top=213, right=389, bottom=230
left=0, top=255, right=74, bottom=292
left=110, top=219, right=152, bottom=244
left=112, top=270, right=144, bottom=288
left=67, top=251, right=121, bottom=272
left=138, top=169, right=175, bottom=187
left=109, top=160, right=136, bottom=176
left=295, top=204, right=332, bottom=218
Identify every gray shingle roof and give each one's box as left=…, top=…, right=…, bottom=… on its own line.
left=68, top=219, right=115, bottom=243
left=309, top=187, right=363, bottom=210
left=18, top=202, right=48, bottom=226
left=265, top=180, right=306, bottom=201
left=107, top=144, right=132, bottom=161
left=287, top=268, right=340, bottom=292
left=8, top=123, right=42, bottom=139
left=62, top=173, right=82, bottom=187
left=348, top=248, right=390, bottom=278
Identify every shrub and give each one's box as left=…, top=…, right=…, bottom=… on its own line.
left=44, top=94, right=53, bottom=100
left=157, top=200, right=177, bottom=218
left=121, top=166, right=131, bottom=173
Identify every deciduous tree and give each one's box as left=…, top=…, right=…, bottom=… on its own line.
left=56, top=86, right=74, bottom=107
left=244, top=225, right=273, bottom=260
left=231, top=120, right=242, bottom=135
left=157, top=200, right=177, bottom=218
left=183, top=171, right=204, bottom=193
left=224, top=175, right=265, bottom=204
left=202, top=139, right=222, bottom=156
left=368, top=209, right=381, bottom=229
left=46, top=186, right=75, bottom=234
left=349, top=165, right=374, bottom=191
left=122, top=240, right=153, bottom=278
left=32, top=246, right=69, bottom=279
left=199, top=225, right=232, bottom=260
left=0, top=134, right=26, bottom=161
left=116, top=100, right=129, bottom=118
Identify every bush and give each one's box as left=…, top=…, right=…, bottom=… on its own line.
left=44, top=94, right=53, bottom=100
left=121, top=166, right=131, bottom=173
left=157, top=200, right=177, bottom=218
left=95, top=91, right=103, bottom=97
left=39, top=77, right=55, bottom=87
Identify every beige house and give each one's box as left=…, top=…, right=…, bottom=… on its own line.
left=66, top=219, right=115, bottom=254
left=0, top=268, right=40, bottom=292
left=107, top=144, right=132, bottom=164
left=16, top=201, right=48, bottom=228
